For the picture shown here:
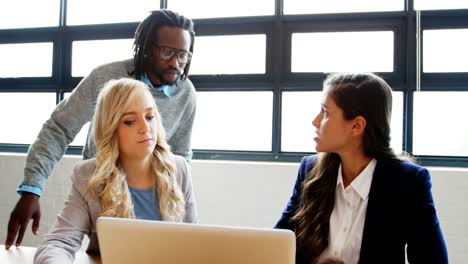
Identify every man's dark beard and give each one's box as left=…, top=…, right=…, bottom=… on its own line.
left=155, top=68, right=180, bottom=86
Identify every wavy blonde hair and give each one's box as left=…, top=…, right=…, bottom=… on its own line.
left=86, top=78, right=185, bottom=221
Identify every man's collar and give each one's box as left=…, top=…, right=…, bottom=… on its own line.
left=140, top=72, right=173, bottom=97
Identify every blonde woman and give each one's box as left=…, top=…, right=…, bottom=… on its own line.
left=34, top=78, right=197, bottom=263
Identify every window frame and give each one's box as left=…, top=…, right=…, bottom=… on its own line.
left=0, top=0, right=467, bottom=167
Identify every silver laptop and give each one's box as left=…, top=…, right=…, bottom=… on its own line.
left=96, top=217, right=295, bottom=264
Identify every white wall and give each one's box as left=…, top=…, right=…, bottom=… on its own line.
left=0, top=153, right=466, bottom=263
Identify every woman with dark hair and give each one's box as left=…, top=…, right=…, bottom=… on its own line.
left=275, top=73, right=448, bottom=264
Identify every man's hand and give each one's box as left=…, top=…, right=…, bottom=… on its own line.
left=5, top=192, right=41, bottom=249
left=316, top=256, right=345, bottom=264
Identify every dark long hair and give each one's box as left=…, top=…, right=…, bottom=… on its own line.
left=291, top=72, right=402, bottom=261
left=133, top=9, right=195, bottom=80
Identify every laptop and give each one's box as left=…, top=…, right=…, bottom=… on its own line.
left=96, top=217, right=295, bottom=264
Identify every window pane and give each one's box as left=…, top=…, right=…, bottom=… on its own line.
left=167, top=0, right=274, bottom=19
left=72, top=39, right=133, bottom=77
left=0, top=43, right=53, bottom=78
left=190, top=35, right=266, bottom=75
left=292, top=31, right=394, bottom=73
left=192, top=91, right=273, bottom=151
left=281, top=92, right=321, bottom=152
left=413, top=92, right=468, bottom=156
left=391, top=92, right=404, bottom=154
left=281, top=91, right=403, bottom=154
left=415, top=0, right=468, bottom=10
left=67, top=0, right=156, bottom=25
left=0, top=93, right=56, bottom=144
left=64, top=93, right=90, bottom=146
left=285, top=0, right=402, bottom=15
left=0, top=0, right=59, bottom=29
left=423, top=29, right=468, bottom=73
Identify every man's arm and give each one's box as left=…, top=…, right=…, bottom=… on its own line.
left=169, top=103, right=195, bottom=161
left=167, top=81, right=196, bottom=161
left=5, top=69, right=98, bottom=249
left=21, top=72, right=98, bottom=191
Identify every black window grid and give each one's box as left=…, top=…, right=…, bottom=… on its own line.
left=0, top=0, right=467, bottom=167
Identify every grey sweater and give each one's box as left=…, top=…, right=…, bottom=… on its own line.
left=22, top=59, right=196, bottom=191
left=34, top=155, right=198, bottom=264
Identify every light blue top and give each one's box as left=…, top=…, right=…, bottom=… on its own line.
left=128, top=186, right=161, bottom=221
left=141, top=72, right=173, bottom=97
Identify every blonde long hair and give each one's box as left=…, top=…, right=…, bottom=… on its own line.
left=86, top=78, right=185, bottom=221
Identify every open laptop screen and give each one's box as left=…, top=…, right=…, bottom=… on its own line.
left=96, top=217, right=295, bottom=264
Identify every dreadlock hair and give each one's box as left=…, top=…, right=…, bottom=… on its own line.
left=133, top=9, right=195, bottom=80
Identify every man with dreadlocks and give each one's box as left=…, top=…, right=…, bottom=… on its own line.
left=5, top=10, right=196, bottom=249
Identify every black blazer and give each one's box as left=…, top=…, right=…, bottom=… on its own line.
left=275, top=155, right=448, bottom=264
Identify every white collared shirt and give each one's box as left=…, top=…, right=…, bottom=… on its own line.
left=320, top=159, right=377, bottom=264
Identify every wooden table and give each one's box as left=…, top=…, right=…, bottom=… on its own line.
left=0, top=245, right=101, bottom=264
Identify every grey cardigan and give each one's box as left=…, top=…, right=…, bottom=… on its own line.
left=34, top=155, right=197, bottom=264
left=23, top=59, right=196, bottom=193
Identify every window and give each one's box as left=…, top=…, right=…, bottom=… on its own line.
left=0, top=0, right=59, bottom=29
left=167, top=0, right=274, bottom=18
left=72, top=39, right=134, bottom=77
left=413, top=92, right=468, bottom=156
left=67, top=0, right=156, bottom=25
left=190, top=35, right=266, bottom=75
left=415, top=0, right=468, bottom=11
left=0, top=93, right=56, bottom=144
left=1, top=0, right=467, bottom=167
left=284, top=0, right=403, bottom=15
left=192, top=91, right=273, bottom=151
left=0, top=43, right=53, bottom=77
left=280, top=91, right=321, bottom=153
left=291, top=31, right=394, bottom=73
left=423, top=29, right=468, bottom=73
